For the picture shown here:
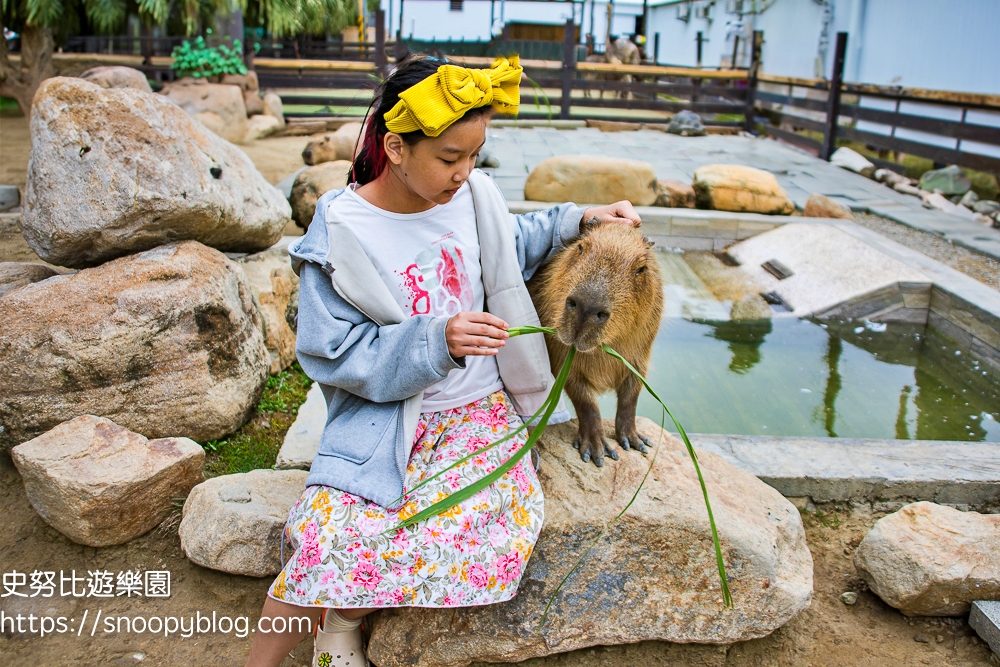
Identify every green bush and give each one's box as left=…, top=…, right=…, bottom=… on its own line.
left=171, top=36, right=248, bottom=79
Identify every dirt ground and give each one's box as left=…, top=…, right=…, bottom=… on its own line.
left=2, top=452, right=994, bottom=667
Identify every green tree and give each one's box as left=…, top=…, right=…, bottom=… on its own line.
left=1, top=0, right=353, bottom=114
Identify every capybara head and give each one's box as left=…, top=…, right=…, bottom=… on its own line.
left=534, top=223, right=663, bottom=352
left=302, top=134, right=338, bottom=166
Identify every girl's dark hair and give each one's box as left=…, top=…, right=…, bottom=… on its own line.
left=350, top=56, right=493, bottom=185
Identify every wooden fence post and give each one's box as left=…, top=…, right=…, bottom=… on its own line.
left=561, top=19, right=576, bottom=120
left=743, top=30, right=763, bottom=133
left=375, top=9, right=387, bottom=76
left=820, top=32, right=848, bottom=161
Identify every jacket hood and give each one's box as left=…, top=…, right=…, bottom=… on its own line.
left=287, top=187, right=348, bottom=275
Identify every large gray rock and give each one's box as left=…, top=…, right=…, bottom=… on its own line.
left=0, top=261, right=58, bottom=297
left=367, top=417, right=813, bottom=667
left=79, top=66, right=152, bottom=93
left=11, top=415, right=204, bottom=547
left=275, top=383, right=325, bottom=470
left=23, top=77, right=290, bottom=269
left=179, top=469, right=308, bottom=577
left=235, top=238, right=299, bottom=374
left=918, top=165, right=972, bottom=196
left=0, top=240, right=270, bottom=451
left=525, top=156, right=659, bottom=206
left=160, top=77, right=249, bottom=143
left=854, top=501, right=1000, bottom=616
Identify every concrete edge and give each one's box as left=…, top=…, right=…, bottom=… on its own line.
left=970, top=601, right=1000, bottom=658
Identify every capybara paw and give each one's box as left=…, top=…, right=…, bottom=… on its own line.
left=618, top=432, right=652, bottom=454
left=577, top=432, right=619, bottom=467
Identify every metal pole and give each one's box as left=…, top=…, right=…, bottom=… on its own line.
left=820, top=32, right=848, bottom=161
left=653, top=32, right=659, bottom=65
left=731, top=34, right=739, bottom=69
left=743, top=30, right=763, bottom=133
left=375, top=9, right=387, bottom=76
left=398, top=0, right=405, bottom=46
left=696, top=31, right=703, bottom=68
left=561, top=19, right=576, bottom=120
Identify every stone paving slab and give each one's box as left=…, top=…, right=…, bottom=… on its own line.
left=689, top=433, right=1000, bottom=510
left=970, top=601, right=1000, bottom=658
left=275, top=383, right=325, bottom=470
left=486, top=129, right=1000, bottom=261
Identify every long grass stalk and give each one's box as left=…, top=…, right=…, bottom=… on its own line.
left=601, top=344, right=732, bottom=608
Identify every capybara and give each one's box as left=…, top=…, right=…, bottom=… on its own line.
left=301, top=122, right=363, bottom=165
left=528, top=222, right=664, bottom=467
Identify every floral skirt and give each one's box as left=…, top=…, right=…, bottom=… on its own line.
left=267, top=390, right=544, bottom=608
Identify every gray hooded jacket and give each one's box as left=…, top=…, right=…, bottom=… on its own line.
left=287, top=169, right=583, bottom=507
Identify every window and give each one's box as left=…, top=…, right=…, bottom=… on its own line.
left=450, top=0, right=463, bottom=11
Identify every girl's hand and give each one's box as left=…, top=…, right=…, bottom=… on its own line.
left=580, top=201, right=642, bottom=232
left=446, top=312, right=509, bottom=358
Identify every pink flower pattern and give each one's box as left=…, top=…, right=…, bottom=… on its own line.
left=267, top=391, right=543, bottom=608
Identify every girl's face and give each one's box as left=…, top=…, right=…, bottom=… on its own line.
left=384, top=116, right=487, bottom=205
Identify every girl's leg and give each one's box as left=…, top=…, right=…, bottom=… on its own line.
left=244, top=596, right=322, bottom=667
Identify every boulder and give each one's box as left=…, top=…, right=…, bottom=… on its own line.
left=525, top=156, right=659, bottom=206
left=275, top=383, right=325, bottom=470
left=235, top=239, right=299, bottom=374
left=220, top=71, right=259, bottom=92
left=692, top=165, right=794, bottom=215
left=262, top=92, right=286, bottom=128
left=0, top=241, right=270, bottom=451
left=301, top=122, right=364, bottom=165
left=918, top=165, right=972, bottom=196
left=245, top=114, right=283, bottom=141
left=667, top=110, right=706, bottom=137
left=23, top=77, right=290, bottom=269
left=830, top=147, right=876, bottom=177
left=179, top=469, right=308, bottom=577
left=244, top=89, right=265, bottom=116
left=922, top=191, right=982, bottom=221
left=802, top=193, right=854, bottom=220
left=79, top=66, right=152, bottom=93
left=367, top=418, right=813, bottom=667
left=290, top=161, right=352, bottom=228
left=0, top=261, right=58, bottom=297
left=655, top=179, right=696, bottom=208
left=854, top=502, right=1000, bottom=616
left=160, top=77, right=249, bottom=143
left=11, top=415, right=204, bottom=547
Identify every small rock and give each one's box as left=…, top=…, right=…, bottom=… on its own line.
left=854, top=501, right=1000, bottom=616
left=525, top=156, right=659, bottom=206
left=23, top=77, right=290, bottom=268
left=0, top=185, right=19, bottom=212
left=289, top=161, right=352, bottom=228
left=301, top=122, right=363, bottom=165
left=0, top=241, right=270, bottom=450
left=262, top=92, right=286, bottom=128
left=235, top=239, right=300, bottom=374
left=802, top=193, right=855, bottom=220
left=220, top=71, right=259, bottom=92
left=936, top=635, right=945, bottom=643
left=245, top=114, right=282, bottom=141
left=921, top=191, right=982, bottom=221
left=179, top=469, right=308, bottom=577
left=275, top=383, right=325, bottom=470
left=244, top=89, right=265, bottom=116
left=161, top=77, right=249, bottom=144
left=894, top=182, right=925, bottom=197
left=0, top=261, right=58, bottom=297
left=914, top=633, right=931, bottom=643
left=830, top=147, right=876, bottom=177
left=79, top=66, right=152, bottom=93
left=667, top=110, right=706, bottom=137
left=11, top=415, right=204, bottom=547
left=655, top=179, right=696, bottom=208
left=960, top=190, right=980, bottom=209
left=841, top=591, right=858, bottom=605
left=974, top=200, right=1000, bottom=215
left=874, top=169, right=913, bottom=187
left=918, top=165, right=972, bottom=196
left=692, top=164, right=794, bottom=215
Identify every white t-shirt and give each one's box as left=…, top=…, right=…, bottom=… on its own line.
left=328, top=182, right=504, bottom=412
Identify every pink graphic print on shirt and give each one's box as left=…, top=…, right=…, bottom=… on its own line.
left=399, top=238, right=474, bottom=317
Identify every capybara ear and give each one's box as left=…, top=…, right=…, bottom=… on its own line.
left=642, top=235, right=654, bottom=248
left=630, top=218, right=642, bottom=229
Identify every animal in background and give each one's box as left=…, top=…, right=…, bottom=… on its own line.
left=301, top=122, right=364, bottom=165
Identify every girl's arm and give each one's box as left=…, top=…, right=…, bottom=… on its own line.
left=295, top=261, right=465, bottom=403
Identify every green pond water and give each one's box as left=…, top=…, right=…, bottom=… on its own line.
left=589, top=254, right=1000, bottom=442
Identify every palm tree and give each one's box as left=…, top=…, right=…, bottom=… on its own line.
left=1, top=0, right=354, bottom=113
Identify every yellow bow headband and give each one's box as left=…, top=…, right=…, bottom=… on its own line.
left=383, top=56, right=522, bottom=137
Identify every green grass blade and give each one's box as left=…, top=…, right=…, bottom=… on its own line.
left=537, top=411, right=666, bottom=631
left=600, top=345, right=733, bottom=608
left=384, top=347, right=576, bottom=534
left=506, top=325, right=557, bottom=337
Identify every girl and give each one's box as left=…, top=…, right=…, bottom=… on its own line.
left=243, top=55, right=640, bottom=667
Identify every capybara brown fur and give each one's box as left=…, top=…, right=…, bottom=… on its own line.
left=301, top=122, right=363, bottom=165
left=528, top=222, right=663, bottom=467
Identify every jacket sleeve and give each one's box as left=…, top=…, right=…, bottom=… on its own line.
left=510, top=203, right=585, bottom=281
left=295, top=260, right=465, bottom=403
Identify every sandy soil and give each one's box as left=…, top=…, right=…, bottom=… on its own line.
left=2, top=452, right=994, bottom=667
left=0, top=115, right=31, bottom=191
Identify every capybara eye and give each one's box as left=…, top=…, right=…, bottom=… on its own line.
left=636, top=265, right=646, bottom=275
left=577, top=244, right=584, bottom=254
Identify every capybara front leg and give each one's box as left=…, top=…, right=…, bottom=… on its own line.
left=567, top=383, right=618, bottom=468
left=615, top=372, right=651, bottom=454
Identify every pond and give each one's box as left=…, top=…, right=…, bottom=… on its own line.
left=591, top=253, right=1000, bottom=442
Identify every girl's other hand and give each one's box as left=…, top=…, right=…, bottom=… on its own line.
left=445, top=312, right=509, bottom=358
left=580, top=201, right=642, bottom=231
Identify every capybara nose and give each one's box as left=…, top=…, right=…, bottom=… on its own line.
left=565, top=293, right=610, bottom=346
left=302, top=148, right=313, bottom=162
